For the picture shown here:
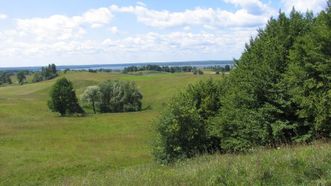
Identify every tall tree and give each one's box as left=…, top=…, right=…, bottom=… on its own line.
left=279, top=4, right=331, bottom=140
left=17, top=71, right=26, bottom=85
left=48, top=78, right=84, bottom=116
left=209, top=10, right=314, bottom=151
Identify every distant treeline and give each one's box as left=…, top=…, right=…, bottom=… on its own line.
left=85, top=69, right=114, bottom=73
left=0, top=71, right=12, bottom=85
left=0, top=64, right=58, bottom=85
left=32, top=64, right=58, bottom=83
left=122, top=65, right=197, bottom=73
left=204, top=65, right=231, bottom=72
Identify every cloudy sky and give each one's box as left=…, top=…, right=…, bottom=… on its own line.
left=0, top=0, right=328, bottom=67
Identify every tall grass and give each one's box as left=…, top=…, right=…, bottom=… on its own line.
left=56, top=142, right=331, bottom=186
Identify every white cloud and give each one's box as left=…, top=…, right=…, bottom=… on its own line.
left=109, top=26, right=119, bottom=34
left=0, top=13, right=7, bottom=20
left=16, top=7, right=113, bottom=41
left=82, top=7, right=113, bottom=28
left=136, top=1, right=146, bottom=7
left=224, top=0, right=273, bottom=14
left=0, top=28, right=256, bottom=66
left=110, top=5, right=273, bottom=29
left=281, top=0, right=327, bottom=13
left=0, top=4, right=268, bottom=67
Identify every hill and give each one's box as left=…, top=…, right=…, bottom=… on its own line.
left=0, top=71, right=330, bottom=185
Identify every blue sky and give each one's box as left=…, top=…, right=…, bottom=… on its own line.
left=0, top=0, right=327, bottom=67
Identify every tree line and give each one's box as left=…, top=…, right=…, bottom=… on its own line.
left=122, top=65, right=197, bottom=73
left=0, top=72, right=12, bottom=85
left=204, top=65, right=231, bottom=74
left=32, top=64, right=58, bottom=83
left=154, top=5, right=331, bottom=163
left=0, top=64, right=58, bottom=86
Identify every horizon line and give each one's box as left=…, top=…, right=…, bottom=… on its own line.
left=0, top=59, right=234, bottom=69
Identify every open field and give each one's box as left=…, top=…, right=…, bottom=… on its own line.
left=0, top=71, right=214, bottom=185
left=0, top=71, right=330, bottom=185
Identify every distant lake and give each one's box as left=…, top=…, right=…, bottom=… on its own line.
left=0, top=60, right=233, bottom=72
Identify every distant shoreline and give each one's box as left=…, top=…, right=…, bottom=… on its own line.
left=0, top=60, right=234, bottom=71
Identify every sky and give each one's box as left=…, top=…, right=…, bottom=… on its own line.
left=0, top=0, right=328, bottom=67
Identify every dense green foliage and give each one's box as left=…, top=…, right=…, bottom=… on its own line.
left=123, top=65, right=197, bottom=73
left=155, top=6, right=331, bottom=162
left=0, top=71, right=12, bottom=85
left=154, top=79, right=223, bottom=163
left=16, top=71, right=27, bottom=85
left=278, top=8, right=331, bottom=140
left=32, top=64, right=58, bottom=83
left=96, top=80, right=143, bottom=113
left=48, top=77, right=84, bottom=116
left=81, top=86, right=101, bottom=114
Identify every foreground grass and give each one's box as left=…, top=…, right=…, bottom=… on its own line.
left=54, top=142, right=331, bottom=186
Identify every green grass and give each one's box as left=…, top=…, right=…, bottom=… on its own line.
left=50, top=142, right=331, bottom=186
left=0, top=71, right=213, bottom=185
left=0, top=71, right=330, bottom=185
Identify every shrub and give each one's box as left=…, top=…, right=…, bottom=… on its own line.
left=154, top=79, right=223, bottom=163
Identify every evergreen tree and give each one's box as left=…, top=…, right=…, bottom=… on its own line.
left=48, top=78, right=84, bottom=116
left=278, top=5, right=331, bottom=140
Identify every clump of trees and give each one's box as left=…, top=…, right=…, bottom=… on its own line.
left=154, top=6, right=331, bottom=163
left=48, top=78, right=84, bottom=116
left=33, top=64, right=58, bottom=83
left=192, top=69, right=204, bottom=75
left=122, top=65, right=197, bottom=73
left=81, top=80, right=143, bottom=113
left=17, top=71, right=27, bottom=85
left=204, top=65, right=231, bottom=74
left=0, top=72, right=12, bottom=85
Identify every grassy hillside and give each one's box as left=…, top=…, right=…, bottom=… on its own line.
left=52, top=142, right=331, bottom=186
left=0, top=71, right=213, bottom=185
left=0, top=71, right=330, bottom=185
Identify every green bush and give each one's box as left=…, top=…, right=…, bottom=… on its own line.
left=154, top=79, right=223, bottom=163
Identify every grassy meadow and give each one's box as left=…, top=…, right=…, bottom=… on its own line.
left=0, top=71, right=213, bottom=185
left=0, top=71, right=330, bottom=185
